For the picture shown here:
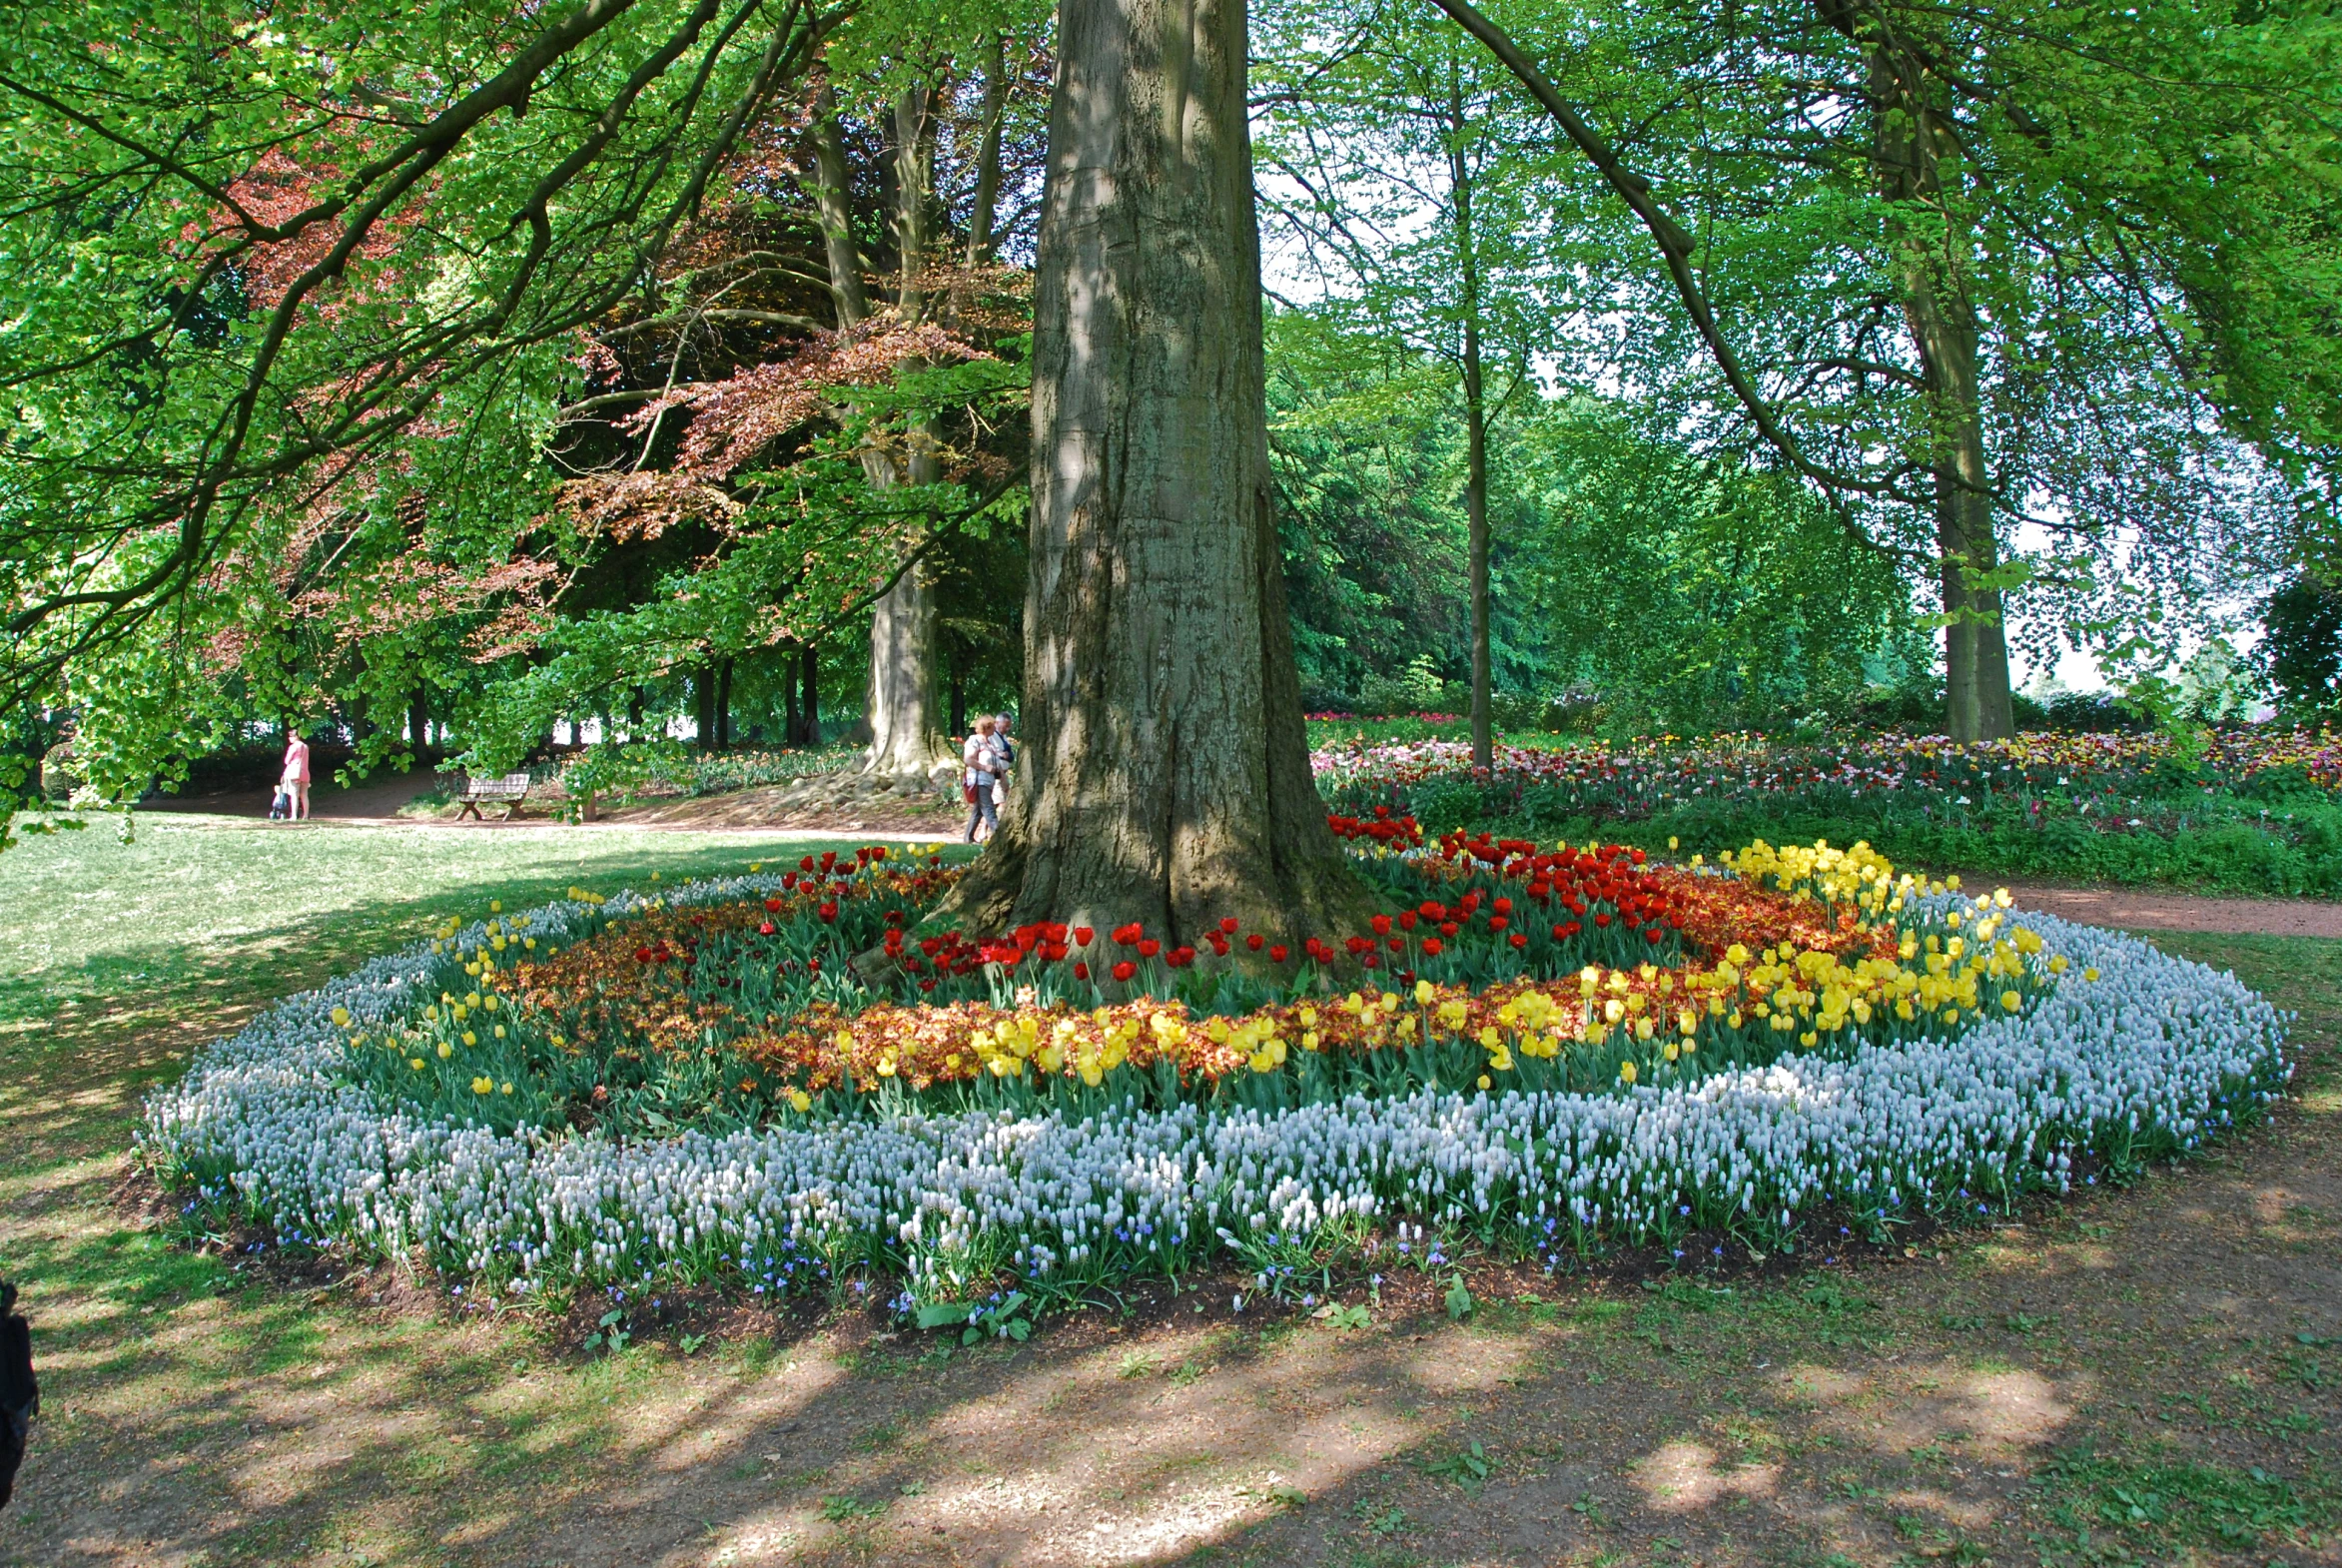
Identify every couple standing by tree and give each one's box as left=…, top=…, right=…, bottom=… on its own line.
left=961, top=715, right=1014, bottom=843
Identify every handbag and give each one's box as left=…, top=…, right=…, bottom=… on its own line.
left=963, top=784, right=978, bottom=805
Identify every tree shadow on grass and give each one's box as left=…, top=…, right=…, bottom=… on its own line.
left=3, top=919, right=2337, bottom=1566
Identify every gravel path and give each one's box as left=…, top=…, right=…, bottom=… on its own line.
left=1996, top=879, right=2342, bottom=938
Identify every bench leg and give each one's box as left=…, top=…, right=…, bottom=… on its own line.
left=456, top=801, right=480, bottom=821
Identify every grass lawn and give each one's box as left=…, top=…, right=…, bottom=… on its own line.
left=2, top=824, right=2338, bottom=1567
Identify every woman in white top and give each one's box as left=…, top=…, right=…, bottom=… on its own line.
left=280, top=733, right=312, bottom=821
left=962, top=716, right=1000, bottom=842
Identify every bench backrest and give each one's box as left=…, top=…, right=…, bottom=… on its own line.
left=460, top=772, right=534, bottom=797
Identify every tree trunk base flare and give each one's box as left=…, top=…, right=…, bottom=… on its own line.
left=931, top=0, right=1373, bottom=948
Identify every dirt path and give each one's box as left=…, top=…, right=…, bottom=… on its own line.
left=143, top=771, right=440, bottom=821
left=1997, top=879, right=2342, bottom=939
left=140, top=774, right=963, bottom=838
left=4, top=932, right=2338, bottom=1568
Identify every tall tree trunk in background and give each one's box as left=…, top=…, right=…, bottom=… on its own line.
left=965, top=32, right=1011, bottom=269
left=811, top=85, right=954, bottom=776
left=808, top=90, right=870, bottom=327
left=865, top=83, right=955, bottom=777
left=408, top=689, right=429, bottom=755
left=784, top=645, right=805, bottom=744
left=1863, top=34, right=2014, bottom=741
left=1448, top=83, right=1494, bottom=772
left=938, top=0, right=1371, bottom=944
left=801, top=645, right=822, bottom=742
left=715, top=656, right=734, bottom=748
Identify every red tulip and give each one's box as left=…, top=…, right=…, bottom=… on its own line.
left=1074, top=961, right=1091, bottom=980
left=1370, top=914, right=1392, bottom=936
left=764, top=897, right=783, bottom=913
left=1113, top=960, right=1138, bottom=983
left=1245, top=933, right=1264, bottom=952
left=1218, top=917, right=1239, bottom=935
left=1269, top=945, right=1288, bottom=963
left=1138, top=939, right=1161, bottom=959
left=1074, top=926, right=1095, bottom=948
left=1421, top=937, right=1443, bottom=956
left=1508, top=932, right=1528, bottom=950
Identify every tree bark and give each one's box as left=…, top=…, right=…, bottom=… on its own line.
left=808, top=88, right=870, bottom=330
left=866, top=561, right=949, bottom=771
left=715, top=655, right=733, bottom=748
left=800, top=644, right=821, bottom=742
left=1449, top=87, right=1494, bottom=772
left=810, top=84, right=955, bottom=776
left=693, top=661, right=716, bottom=748
left=935, top=0, right=1371, bottom=946
left=1864, top=35, right=2014, bottom=741
left=965, top=31, right=1011, bottom=269
left=784, top=643, right=805, bottom=744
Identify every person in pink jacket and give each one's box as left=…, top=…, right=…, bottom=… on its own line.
left=280, top=732, right=312, bottom=821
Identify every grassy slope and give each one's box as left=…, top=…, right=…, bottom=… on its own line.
left=0, top=826, right=2337, bottom=1566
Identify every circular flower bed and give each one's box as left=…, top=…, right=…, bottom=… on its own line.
left=142, top=827, right=2291, bottom=1320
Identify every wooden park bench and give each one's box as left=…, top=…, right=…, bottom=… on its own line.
left=453, top=772, right=534, bottom=821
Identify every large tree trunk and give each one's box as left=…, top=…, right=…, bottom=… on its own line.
left=937, top=0, right=1371, bottom=945
left=1449, top=94, right=1495, bottom=772
left=1865, top=36, right=2014, bottom=741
